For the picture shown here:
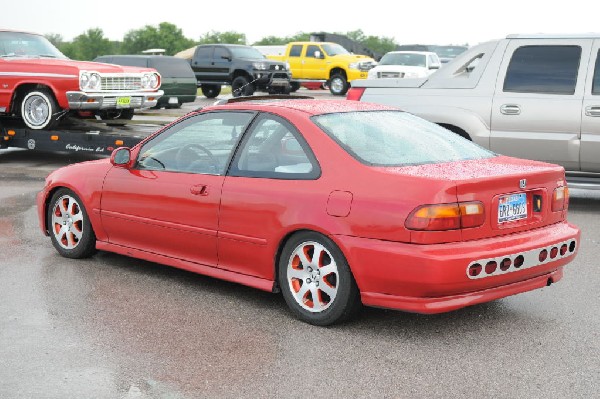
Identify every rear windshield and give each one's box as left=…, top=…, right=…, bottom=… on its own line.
left=312, top=111, right=494, bottom=166
left=149, top=57, right=194, bottom=78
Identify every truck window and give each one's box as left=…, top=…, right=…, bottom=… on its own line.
left=195, top=46, right=213, bottom=59
left=503, top=45, right=581, bottom=95
left=306, top=45, right=321, bottom=58
left=289, top=45, right=302, bottom=57
left=214, top=47, right=230, bottom=60
left=593, top=50, right=600, bottom=95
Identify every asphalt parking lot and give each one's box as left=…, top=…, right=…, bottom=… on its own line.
left=1, top=92, right=599, bottom=398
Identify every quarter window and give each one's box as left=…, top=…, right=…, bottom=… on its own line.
left=230, top=115, right=319, bottom=179
left=136, top=112, right=254, bottom=174
left=503, top=45, right=581, bottom=95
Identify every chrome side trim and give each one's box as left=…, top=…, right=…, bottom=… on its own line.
left=0, top=72, right=77, bottom=78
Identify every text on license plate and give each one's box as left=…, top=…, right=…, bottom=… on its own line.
left=116, top=97, right=131, bottom=108
left=498, top=193, right=527, bottom=223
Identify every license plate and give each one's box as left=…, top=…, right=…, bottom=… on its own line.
left=116, top=97, right=131, bottom=108
left=498, top=193, right=527, bottom=223
left=168, top=97, right=179, bottom=104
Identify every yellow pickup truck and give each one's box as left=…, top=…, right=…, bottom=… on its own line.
left=267, top=42, right=376, bottom=95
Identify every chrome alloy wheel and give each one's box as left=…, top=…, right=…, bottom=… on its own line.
left=22, top=93, right=50, bottom=127
left=287, top=241, right=339, bottom=312
left=51, top=195, right=84, bottom=250
left=330, top=77, right=344, bottom=93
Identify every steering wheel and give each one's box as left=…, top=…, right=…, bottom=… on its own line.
left=175, top=143, right=220, bottom=173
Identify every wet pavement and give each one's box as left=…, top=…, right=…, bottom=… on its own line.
left=1, top=94, right=600, bottom=398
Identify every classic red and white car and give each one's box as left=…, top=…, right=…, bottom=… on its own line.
left=37, top=98, right=580, bottom=325
left=0, top=29, right=163, bottom=130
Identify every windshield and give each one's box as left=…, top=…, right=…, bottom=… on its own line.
left=433, top=46, right=468, bottom=58
left=0, top=31, right=66, bottom=58
left=321, top=43, right=349, bottom=56
left=229, top=46, right=265, bottom=59
left=379, top=53, right=427, bottom=67
left=312, top=111, right=494, bottom=166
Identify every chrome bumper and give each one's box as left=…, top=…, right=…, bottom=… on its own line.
left=66, top=90, right=164, bottom=110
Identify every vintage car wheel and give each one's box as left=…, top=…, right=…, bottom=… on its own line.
left=279, top=231, right=361, bottom=326
left=328, top=74, right=349, bottom=96
left=231, top=76, right=255, bottom=97
left=20, top=89, right=60, bottom=130
left=201, top=84, right=221, bottom=98
left=47, top=189, right=97, bottom=259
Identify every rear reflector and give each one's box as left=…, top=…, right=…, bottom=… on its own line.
left=405, top=201, right=485, bottom=231
left=346, top=87, right=365, bottom=101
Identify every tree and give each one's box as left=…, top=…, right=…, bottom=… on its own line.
left=198, top=31, right=246, bottom=45
left=62, top=28, right=114, bottom=61
left=44, top=33, right=64, bottom=47
left=344, top=29, right=397, bottom=56
left=122, top=22, right=194, bottom=55
left=253, top=32, right=311, bottom=45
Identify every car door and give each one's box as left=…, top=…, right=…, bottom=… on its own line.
left=287, top=44, right=304, bottom=80
left=190, top=46, right=214, bottom=81
left=218, top=113, right=321, bottom=280
left=212, top=46, right=233, bottom=83
left=303, top=44, right=327, bottom=80
left=490, top=39, right=592, bottom=171
left=100, top=111, right=256, bottom=267
left=581, top=41, right=600, bottom=172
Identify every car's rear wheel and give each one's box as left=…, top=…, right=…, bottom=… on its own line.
left=328, top=74, right=349, bottom=96
left=201, top=84, right=221, bottom=98
left=47, top=189, right=97, bottom=259
left=20, top=89, right=60, bottom=130
left=278, top=231, right=361, bottom=326
left=231, top=76, right=255, bottom=97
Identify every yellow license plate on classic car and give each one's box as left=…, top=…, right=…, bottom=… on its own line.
left=116, top=97, right=131, bottom=108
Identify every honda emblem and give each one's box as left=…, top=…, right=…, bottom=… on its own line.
left=519, top=179, right=527, bottom=189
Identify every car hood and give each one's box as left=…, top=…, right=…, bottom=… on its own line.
left=370, top=65, right=428, bottom=74
left=1, top=57, right=156, bottom=74
left=239, top=57, right=287, bottom=66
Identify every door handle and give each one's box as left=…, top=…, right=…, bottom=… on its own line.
left=190, top=184, right=208, bottom=196
left=500, top=104, right=521, bottom=115
left=585, top=106, right=600, bottom=117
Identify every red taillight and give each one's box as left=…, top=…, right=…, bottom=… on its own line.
left=405, top=201, right=485, bottom=231
left=346, top=87, right=365, bottom=101
left=552, top=186, right=569, bottom=212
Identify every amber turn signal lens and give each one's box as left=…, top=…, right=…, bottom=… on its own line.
left=405, top=201, right=485, bottom=231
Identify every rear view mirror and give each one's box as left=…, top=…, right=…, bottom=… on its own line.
left=430, top=64, right=441, bottom=70
left=111, top=147, right=131, bottom=167
left=314, top=51, right=324, bottom=59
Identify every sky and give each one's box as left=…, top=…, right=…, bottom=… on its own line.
left=3, top=0, right=600, bottom=46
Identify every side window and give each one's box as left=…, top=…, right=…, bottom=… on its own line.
left=230, top=115, right=320, bottom=179
left=593, top=50, right=600, bottom=95
left=136, top=112, right=255, bottom=175
left=214, top=47, right=230, bottom=60
left=453, top=53, right=483, bottom=76
left=503, top=45, right=581, bottom=95
left=306, top=45, right=321, bottom=58
left=195, top=46, right=213, bottom=60
left=289, top=45, right=302, bottom=57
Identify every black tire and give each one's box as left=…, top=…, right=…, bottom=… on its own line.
left=47, top=188, right=97, bottom=259
left=201, top=84, right=221, bottom=98
left=278, top=231, right=361, bottom=326
left=328, top=73, right=349, bottom=96
left=20, top=89, right=60, bottom=130
left=231, top=76, right=255, bottom=97
left=98, top=109, right=135, bottom=120
left=289, top=82, right=301, bottom=92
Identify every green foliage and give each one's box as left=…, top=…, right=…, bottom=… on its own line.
left=122, top=22, right=195, bottom=55
left=344, top=29, right=397, bottom=55
left=252, top=32, right=311, bottom=45
left=61, top=28, right=114, bottom=61
left=44, top=33, right=64, bottom=47
left=198, top=31, right=246, bottom=45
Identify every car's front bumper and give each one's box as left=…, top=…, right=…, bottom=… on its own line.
left=66, top=90, right=164, bottom=110
left=252, top=72, right=291, bottom=88
left=335, top=221, right=580, bottom=313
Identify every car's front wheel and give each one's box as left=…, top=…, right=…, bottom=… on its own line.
left=231, top=76, right=255, bottom=97
left=328, top=74, right=349, bottom=96
left=278, top=231, right=361, bottom=326
left=201, top=84, right=221, bottom=98
left=20, top=89, right=60, bottom=130
left=47, top=189, right=97, bottom=259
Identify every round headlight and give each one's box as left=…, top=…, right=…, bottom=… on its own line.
left=149, top=73, right=159, bottom=89
left=141, top=74, right=150, bottom=89
left=80, top=73, right=90, bottom=90
left=89, top=73, right=101, bottom=90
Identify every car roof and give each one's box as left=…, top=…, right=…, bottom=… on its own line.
left=100, top=54, right=180, bottom=60
left=207, top=99, right=397, bottom=115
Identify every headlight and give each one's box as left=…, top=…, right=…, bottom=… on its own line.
left=285, top=62, right=290, bottom=71
left=80, top=71, right=101, bottom=91
left=253, top=62, right=268, bottom=70
left=349, top=62, right=359, bottom=70
left=149, top=73, right=160, bottom=89
left=141, top=74, right=150, bottom=89
left=405, top=72, right=419, bottom=78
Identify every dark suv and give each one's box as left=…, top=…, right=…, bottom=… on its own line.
left=190, top=44, right=291, bottom=98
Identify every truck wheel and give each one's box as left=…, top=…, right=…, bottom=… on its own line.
left=201, top=84, right=221, bottom=98
left=20, top=89, right=60, bottom=130
left=329, top=74, right=349, bottom=96
left=290, top=82, right=301, bottom=92
left=232, top=76, right=255, bottom=97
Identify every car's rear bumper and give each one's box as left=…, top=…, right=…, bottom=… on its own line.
left=66, top=90, right=163, bottom=110
left=335, top=221, right=580, bottom=313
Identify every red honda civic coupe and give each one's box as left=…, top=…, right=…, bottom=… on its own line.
left=37, top=98, right=580, bottom=325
